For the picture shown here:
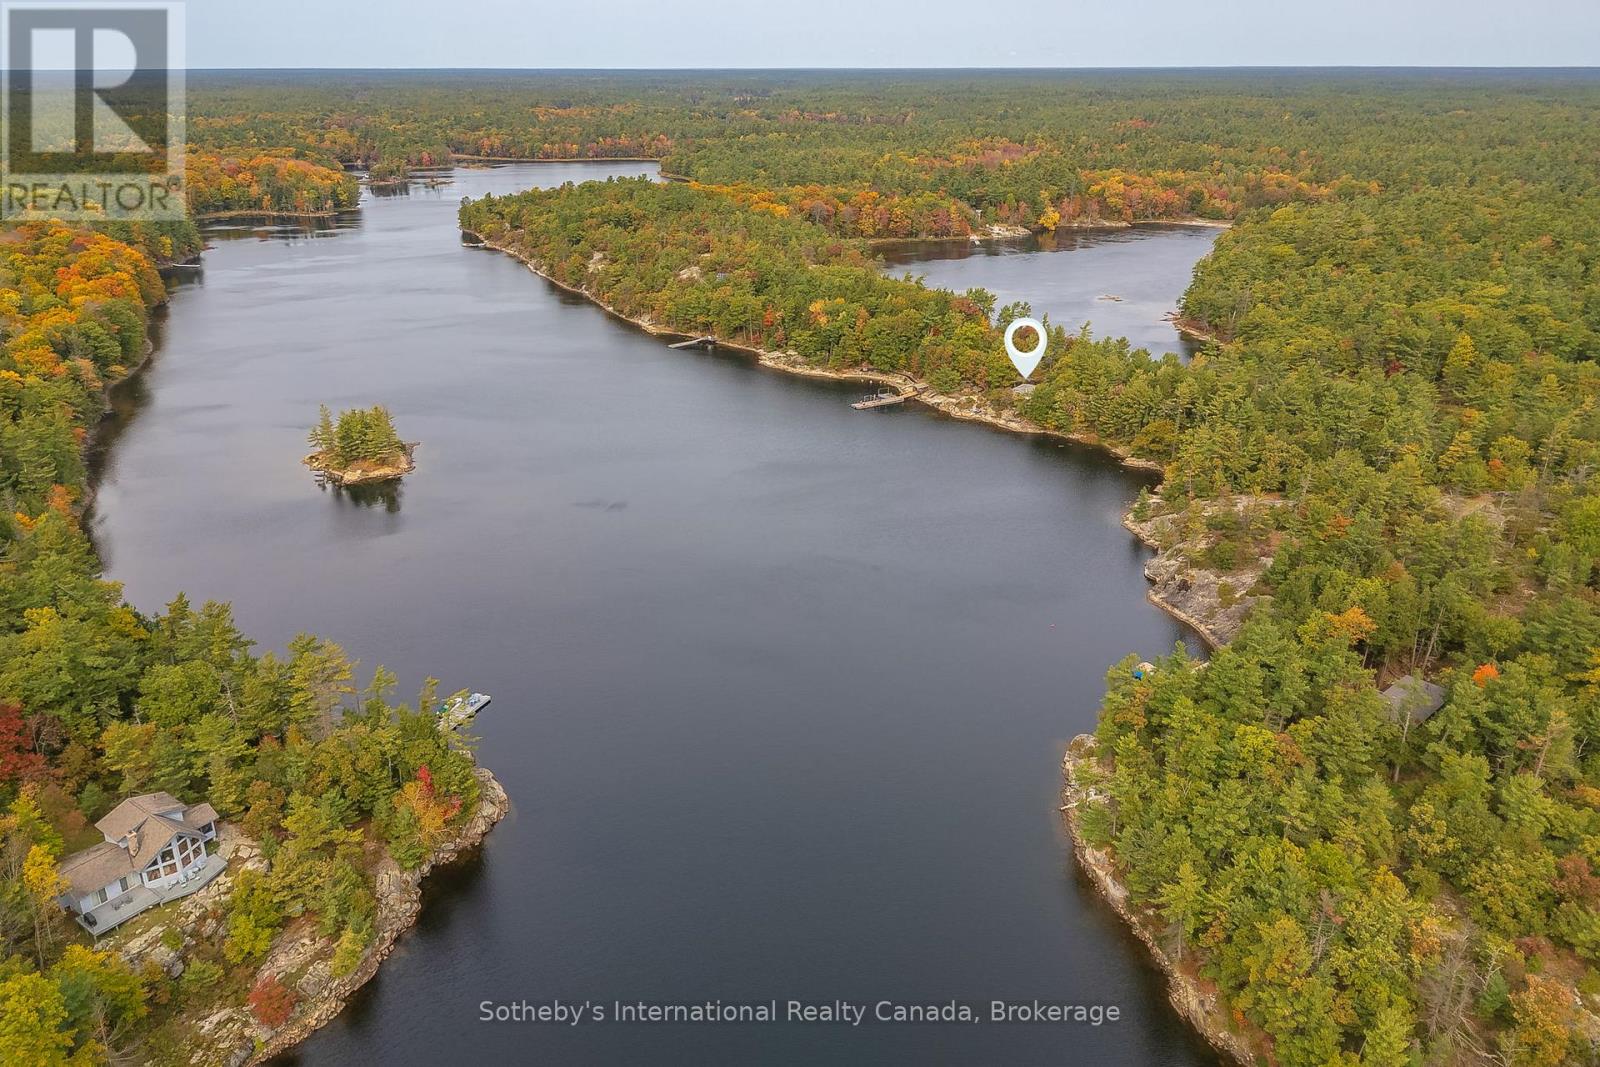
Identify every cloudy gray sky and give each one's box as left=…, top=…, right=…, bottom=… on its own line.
left=186, top=0, right=1599, bottom=68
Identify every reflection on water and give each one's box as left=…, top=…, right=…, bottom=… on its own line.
left=202, top=212, right=360, bottom=243
left=93, top=163, right=1216, bottom=1067
left=877, top=224, right=1221, bottom=359
left=325, top=479, right=404, bottom=512
left=365, top=173, right=458, bottom=199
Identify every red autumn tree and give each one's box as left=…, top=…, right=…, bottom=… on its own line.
left=247, top=974, right=298, bottom=1028
left=0, top=703, right=45, bottom=789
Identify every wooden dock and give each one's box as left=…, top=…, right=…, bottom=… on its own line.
left=852, top=389, right=912, bottom=410
left=668, top=335, right=716, bottom=350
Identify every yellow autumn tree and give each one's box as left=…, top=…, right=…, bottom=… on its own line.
left=1038, top=190, right=1061, bottom=231
left=23, top=843, right=69, bottom=961
left=0, top=972, right=81, bottom=1067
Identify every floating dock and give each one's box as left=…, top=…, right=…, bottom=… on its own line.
left=667, top=335, right=716, bottom=350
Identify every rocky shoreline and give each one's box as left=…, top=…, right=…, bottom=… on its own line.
left=466, top=232, right=1169, bottom=479
left=80, top=335, right=158, bottom=523
left=245, top=767, right=510, bottom=1064
left=303, top=443, right=418, bottom=486
left=194, top=209, right=348, bottom=222
left=466, top=233, right=1272, bottom=645
left=452, top=153, right=662, bottom=164
left=1168, top=314, right=1225, bottom=345
left=859, top=215, right=1229, bottom=247
left=1061, top=736, right=1259, bottom=1066
left=1121, top=493, right=1274, bottom=650
left=1053, top=216, right=1232, bottom=233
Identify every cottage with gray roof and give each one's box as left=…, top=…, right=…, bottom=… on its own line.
left=58, top=792, right=225, bottom=934
left=1380, top=675, right=1448, bottom=726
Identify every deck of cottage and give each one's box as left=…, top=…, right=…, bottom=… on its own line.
left=76, top=853, right=229, bottom=936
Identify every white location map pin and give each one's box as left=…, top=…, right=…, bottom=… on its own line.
left=1004, top=317, right=1047, bottom=380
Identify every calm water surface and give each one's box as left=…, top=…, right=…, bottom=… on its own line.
left=90, top=164, right=1220, bottom=1066
left=879, top=226, right=1221, bottom=358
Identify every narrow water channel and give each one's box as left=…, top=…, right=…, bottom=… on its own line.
left=89, top=163, right=1221, bottom=1065
left=878, top=225, right=1221, bottom=359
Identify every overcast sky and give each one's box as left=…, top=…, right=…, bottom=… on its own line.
left=186, top=0, right=1600, bottom=68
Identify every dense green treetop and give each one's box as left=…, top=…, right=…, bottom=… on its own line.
left=308, top=405, right=408, bottom=468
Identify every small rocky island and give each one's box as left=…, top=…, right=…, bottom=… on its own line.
left=304, top=404, right=416, bottom=485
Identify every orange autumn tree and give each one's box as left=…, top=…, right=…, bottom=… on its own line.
left=385, top=765, right=463, bottom=868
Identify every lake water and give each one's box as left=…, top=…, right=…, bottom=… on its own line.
left=878, top=226, right=1221, bottom=359
left=89, top=163, right=1220, bottom=1066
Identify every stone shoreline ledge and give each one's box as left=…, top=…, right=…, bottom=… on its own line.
left=1061, top=736, right=1259, bottom=1066
left=244, top=767, right=510, bottom=1065
left=111, top=768, right=509, bottom=1066
left=303, top=443, right=418, bottom=486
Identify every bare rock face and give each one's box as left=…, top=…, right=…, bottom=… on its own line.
left=120, top=927, right=184, bottom=977
left=261, top=928, right=326, bottom=989
left=1139, top=552, right=1259, bottom=647
left=1122, top=494, right=1275, bottom=647
left=115, top=825, right=266, bottom=977
left=296, top=958, right=336, bottom=1003
left=304, top=444, right=417, bottom=486
left=191, top=1006, right=255, bottom=1067
left=218, top=829, right=267, bottom=872
left=979, top=222, right=1033, bottom=239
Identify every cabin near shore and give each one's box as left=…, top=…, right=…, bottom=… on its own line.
left=1380, top=674, right=1448, bottom=726
left=58, top=792, right=226, bottom=934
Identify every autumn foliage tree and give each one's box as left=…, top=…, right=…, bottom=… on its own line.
left=246, top=974, right=297, bottom=1028
left=0, top=704, right=44, bottom=795
left=186, top=152, right=359, bottom=216
left=385, top=765, right=463, bottom=868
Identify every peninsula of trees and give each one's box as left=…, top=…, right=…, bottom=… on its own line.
left=305, top=405, right=415, bottom=485
left=186, top=152, right=359, bottom=218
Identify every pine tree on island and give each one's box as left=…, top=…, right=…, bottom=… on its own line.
left=305, top=404, right=415, bottom=484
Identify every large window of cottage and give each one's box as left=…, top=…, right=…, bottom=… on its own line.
left=152, top=844, right=179, bottom=879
